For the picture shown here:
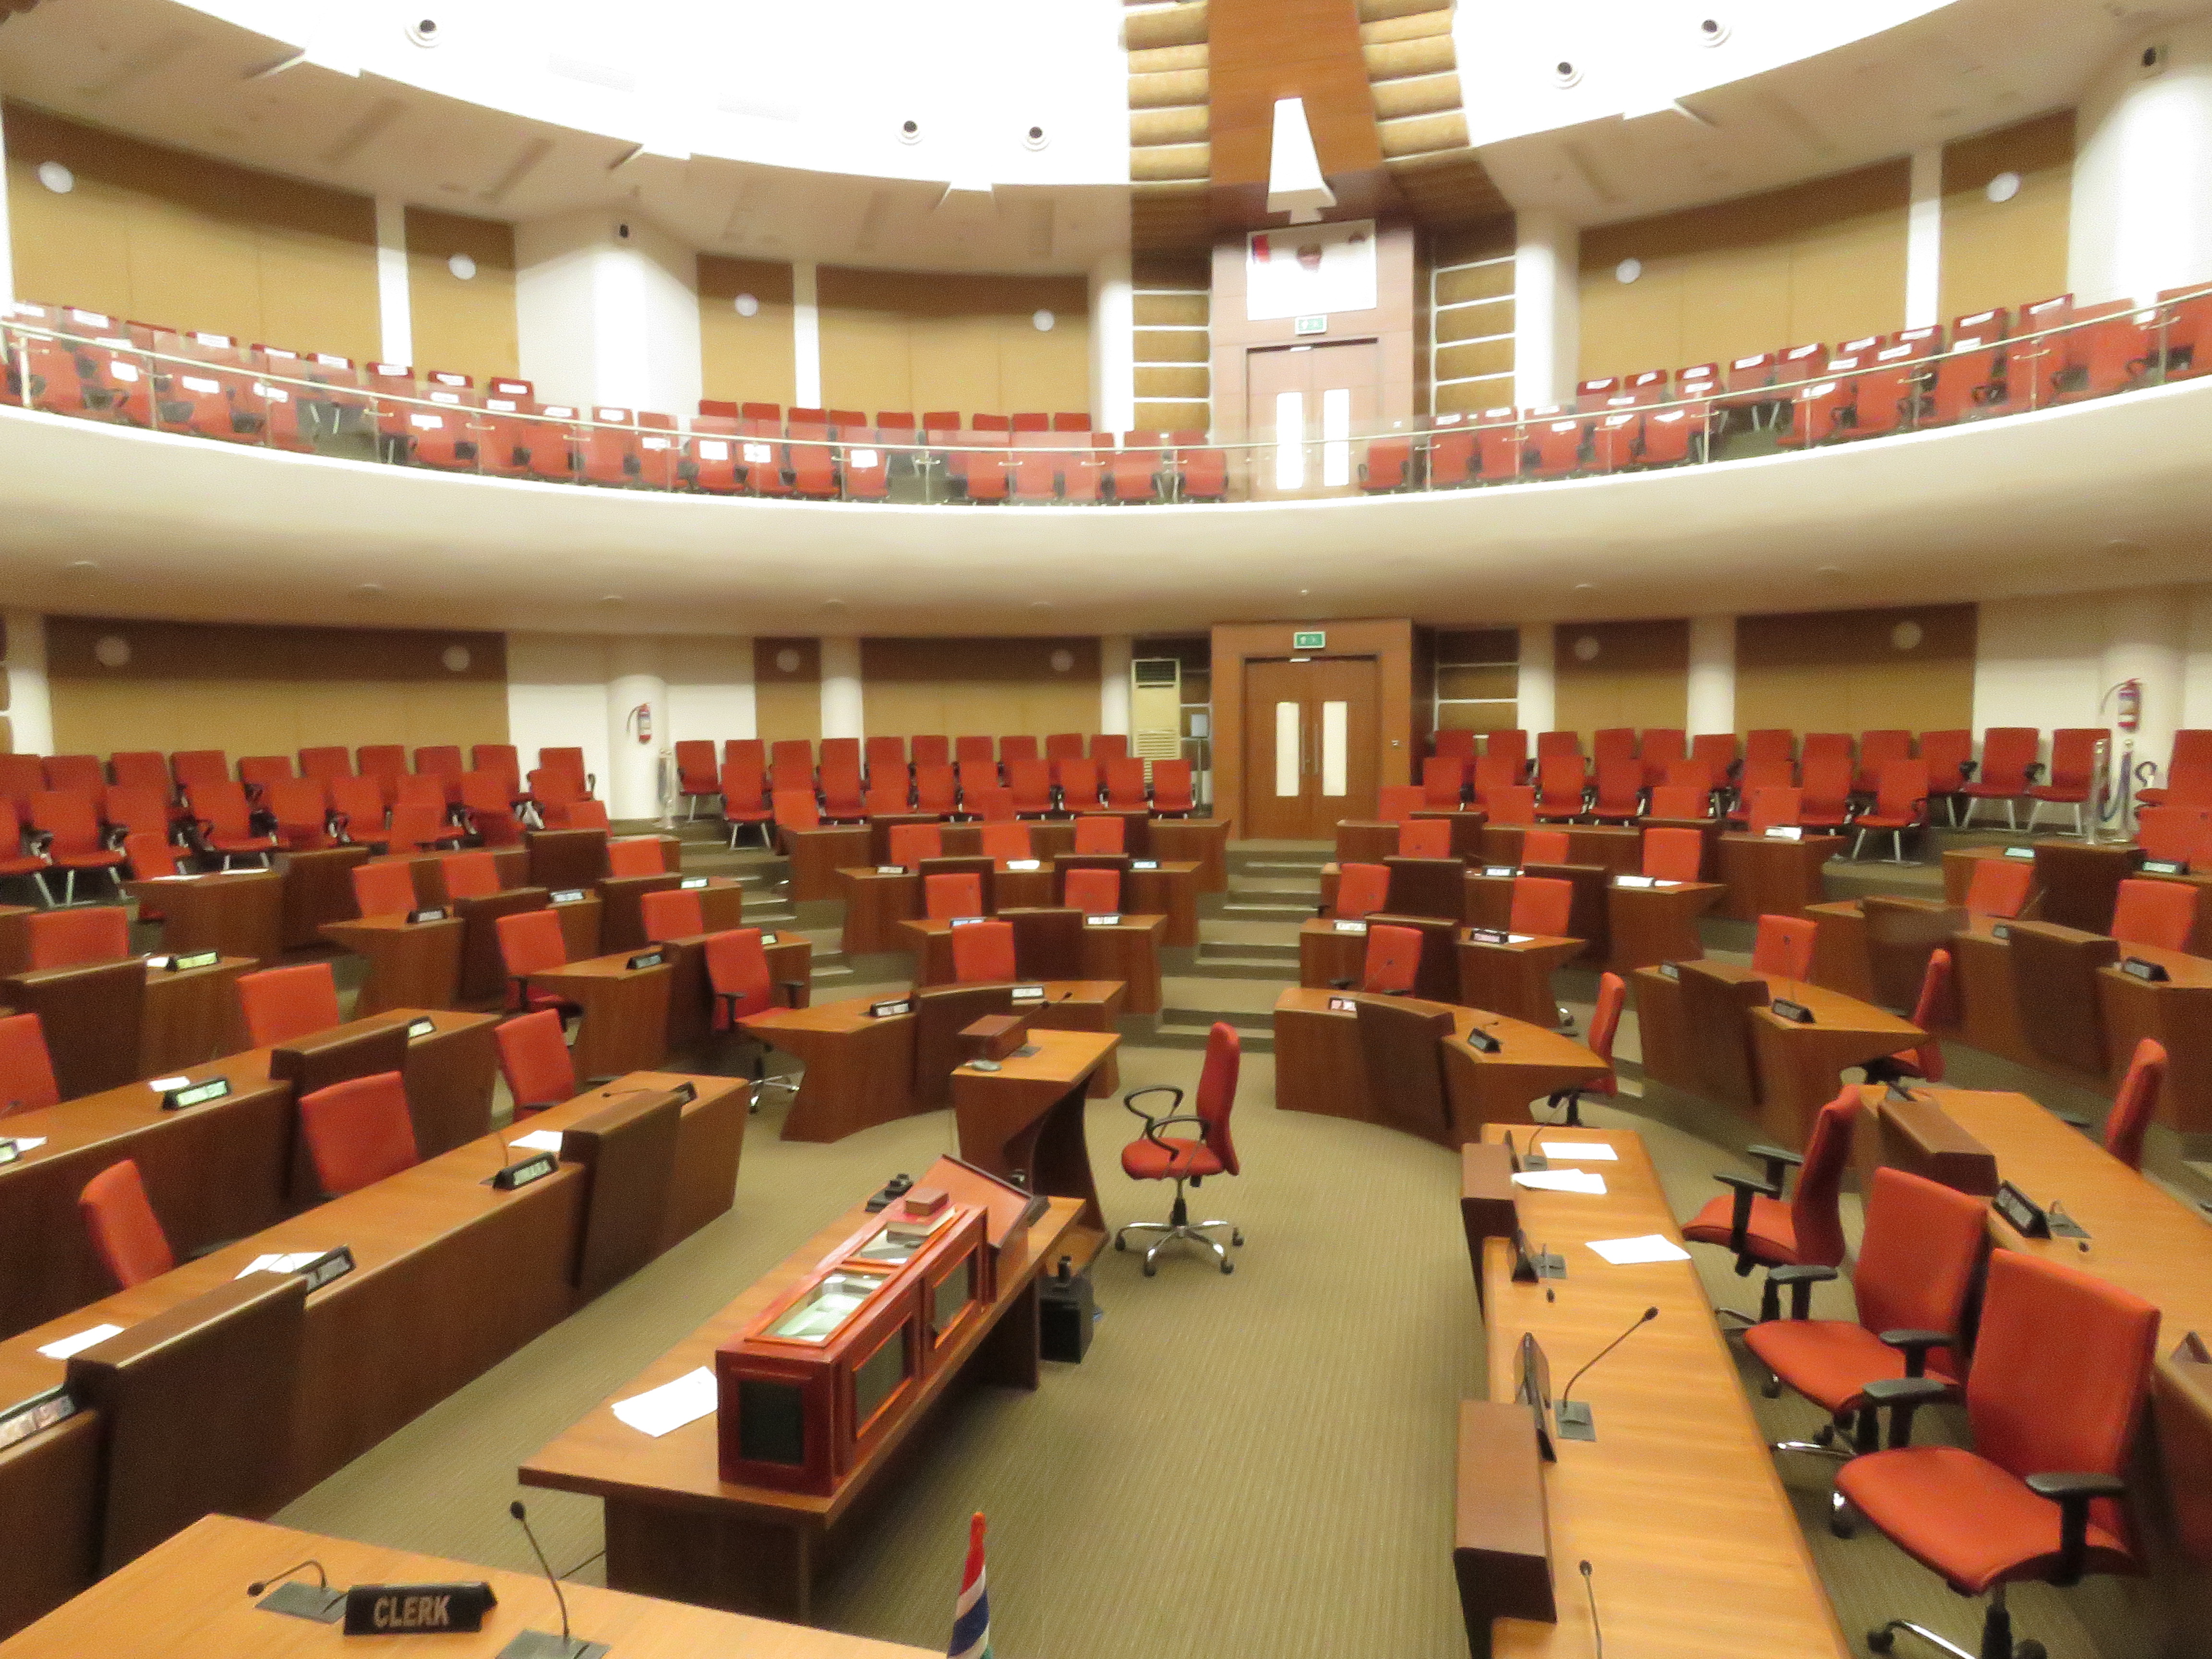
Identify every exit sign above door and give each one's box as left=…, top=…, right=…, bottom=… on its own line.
left=1292, top=630, right=1326, bottom=650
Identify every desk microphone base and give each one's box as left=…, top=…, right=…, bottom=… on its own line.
left=255, top=1583, right=346, bottom=1623
left=498, top=1631, right=610, bottom=1659
left=1554, top=1400, right=1597, bottom=1442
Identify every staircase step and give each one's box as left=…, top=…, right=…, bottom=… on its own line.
left=1198, top=939, right=1298, bottom=962
left=1156, top=1006, right=1275, bottom=1052
left=1223, top=901, right=1317, bottom=922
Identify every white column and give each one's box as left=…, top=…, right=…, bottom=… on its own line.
left=1515, top=622, right=1555, bottom=733
left=2184, top=585, right=2212, bottom=730
left=3, top=610, right=54, bottom=756
left=604, top=637, right=668, bottom=822
left=0, top=106, right=15, bottom=306
left=792, top=261, right=822, bottom=408
left=1088, top=251, right=1136, bottom=436
left=514, top=208, right=703, bottom=414
left=2103, top=587, right=2186, bottom=818
left=818, top=636, right=863, bottom=739
left=1512, top=210, right=1579, bottom=408
left=2070, top=18, right=2212, bottom=305
left=1905, top=147, right=1943, bottom=329
left=1686, top=615, right=1737, bottom=735
left=374, top=195, right=413, bottom=366
left=1099, top=634, right=1133, bottom=734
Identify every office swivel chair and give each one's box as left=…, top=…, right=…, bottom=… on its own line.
left=79, top=1158, right=176, bottom=1289
left=0, top=1013, right=61, bottom=1116
left=1839, top=1250, right=2158, bottom=1659
left=351, top=858, right=420, bottom=919
left=494, top=1010, right=577, bottom=1119
left=1072, top=813, right=1123, bottom=853
left=2049, top=1037, right=2166, bottom=1172
left=1331, top=862, right=1391, bottom=920
left=1545, top=972, right=1624, bottom=1126
left=1332, top=923, right=1422, bottom=997
left=2109, top=878, right=2195, bottom=952
left=1681, top=1088, right=1854, bottom=1322
left=441, top=850, right=505, bottom=900
left=1963, top=856, right=2035, bottom=917
left=706, top=927, right=807, bottom=1110
left=236, top=962, right=343, bottom=1047
left=1863, top=949, right=1953, bottom=1085
left=1114, top=1020, right=1242, bottom=1276
left=1752, top=913, right=1817, bottom=980
left=1063, top=868, right=1121, bottom=916
left=926, top=872, right=986, bottom=919
left=606, top=837, right=663, bottom=878
left=639, top=887, right=706, bottom=941
left=495, top=909, right=581, bottom=1019
left=297, top=1070, right=420, bottom=1197
left=1398, top=818, right=1453, bottom=859
left=888, top=822, right=944, bottom=866
left=27, top=905, right=130, bottom=970
left=950, top=919, right=1018, bottom=986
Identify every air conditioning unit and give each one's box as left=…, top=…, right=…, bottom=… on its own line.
left=1130, top=657, right=1182, bottom=763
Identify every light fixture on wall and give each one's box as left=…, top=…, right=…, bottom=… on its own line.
left=447, top=252, right=477, bottom=280
left=1572, top=635, right=1601, bottom=661
left=1615, top=258, right=1642, bottom=284
left=1552, top=60, right=1583, bottom=89
left=733, top=293, right=760, bottom=317
left=1022, top=124, right=1048, bottom=152
left=405, top=16, right=441, bottom=47
left=775, top=648, right=802, bottom=673
left=1050, top=649, right=1074, bottom=673
left=898, top=119, right=922, bottom=146
left=1985, top=171, right=2021, bottom=204
left=93, top=635, right=131, bottom=669
left=1033, top=309, right=1056, bottom=332
left=1890, top=620, right=1924, bottom=652
left=36, top=161, right=73, bottom=194
left=1696, top=16, right=1730, bottom=46
left=442, top=645, right=472, bottom=672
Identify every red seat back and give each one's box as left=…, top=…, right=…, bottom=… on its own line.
left=888, top=823, right=944, bottom=865
left=980, top=822, right=1032, bottom=865
left=1975, top=727, right=2040, bottom=792
left=2110, top=878, right=2194, bottom=952
left=706, top=928, right=775, bottom=1026
left=495, top=1010, right=578, bottom=1116
left=1641, top=827, right=1704, bottom=883
left=1963, top=856, right=2035, bottom=917
left=79, top=1159, right=175, bottom=1288
left=951, top=919, right=1017, bottom=984
left=1789, top=1092, right=1855, bottom=1268
left=607, top=837, right=663, bottom=878
left=1851, top=1167, right=1988, bottom=1381
left=0, top=1012, right=61, bottom=1115
left=1751, top=914, right=1815, bottom=980
left=1335, top=862, right=1390, bottom=918
left=641, top=888, right=705, bottom=941
left=927, top=873, right=985, bottom=919
left=1361, top=925, right=1422, bottom=995
left=237, top=962, right=342, bottom=1047
left=298, top=1070, right=420, bottom=1196
left=2105, top=1038, right=2166, bottom=1171
left=1063, top=868, right=1121, bottom=915
left=1072, top=814, right=1123, bottom=854
left=496, top=907, right=569, bottom=984
left=28, top=905, right=131, bottom=969
left=1397, top=819, right=1452, bottom=860
left=352, top=859, right=419, bottom=916
left=1509, top=876, right=1574, bottom=937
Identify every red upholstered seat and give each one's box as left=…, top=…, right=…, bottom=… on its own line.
left=1115, top=1021, right=1241, bottom=1274
left=2104, top=1038, right=2165, bottom=1172
left=495, top=1009, right=577, bottom=1118
left=1752, top=914, right=1815, bottom=980
left=1964, top=856, right=2034, bottom=917
left=888, top=823, right=944, bottom=866
left=351, top=859, right=419, bottom=918
left=441, top=850, right=503, bottom=900
left=1397, top=819, right=1452, bottom=859
left=1334, top=862, right=1390, bottom=919
left=0, top=1012, right=61, bottom=1116
left=496, top=908, right=577, bottom=1015
left=1845, top=1444, right=2135, bottom=1597
left=1064, top=868, right=1121, bottom=915
left=640, top=888, right=705, bottom=941
left=27, top=905, right=130, bottom=970
left=951, top=919, right=1017, bottom=984
left=79, top=1158, right=175, bottom=1289
left=298, top=1070, right=420, bottom=1196
left=1641, top=827, right=1704, bottom=883
left=236, top=962, right=342, bottom=1047
left=1072, top=814, right=1122, bottom=854
left=1522, top=829, right=1568, bottom=864
left=2110, top=878, right=2194, bottom=952
left=1509, top=875, right=1573, bottom=937
left=927, top=873, right=985, bottom=918
left=607, top=837, right=663, bottom=878
left=1361, top=924, right=1422, bottom=995
left=1682, top=1089, right=1853, bottom=1309
left=1120, top=1131, right=1225, bottom=1182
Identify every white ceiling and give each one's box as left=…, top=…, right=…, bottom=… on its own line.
left=1, top=383, right=2209, bottom=637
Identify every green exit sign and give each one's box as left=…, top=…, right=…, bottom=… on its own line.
left=1292, top=630, right=1326, bottom=650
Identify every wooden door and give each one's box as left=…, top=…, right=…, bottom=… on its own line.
left=1242, top=656, right=1381, bottom=838
left=1246, top=339, right=1382, bottom=500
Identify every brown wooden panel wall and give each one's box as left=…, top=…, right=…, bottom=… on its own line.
left=1552, top=619, right=1690, bottom=739
left=859, top=638, right=1102, bottom=738
left=698, top=257, right=797, bottom=411
left=406, top=208, right=519, bottom=388
left=817, top=269, right=1090, bottom=421
left=1939, top=111, right=2075, bottom=326
left=1734, top=604, right=1977, bottom=736
left=752, top=637, right=821, bottom=744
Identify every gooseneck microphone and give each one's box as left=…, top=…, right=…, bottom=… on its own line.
left=1555, top=1307, right=1659, bottom=1440
left=505, top=1500, right=603, bottom=1658
left=247, top=1558, right=328, bottom=1596
left=1580, top=1560, right=1605, bottom=1659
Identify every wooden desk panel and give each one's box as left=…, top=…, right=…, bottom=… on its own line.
left=121, top=872, right=285, bottom=967
left=1125, top=861, right=1202, bottom=947
left=0, top=907, right=29, bottom=978
left=2033, top=840, right=2143, bottom=934
left=1335, top=820, right=1399, bottom=864
left=518, top=1196, right=1083, bottom=1623
left=1744, top=986, right=1921, bottom=1149
left=321, top=914, right=465, bottom=1012
left=598, top=871, right=684, bottom=953
left=392, top=1009, right=500, bottom=1156
left=1298, top=917, right=1370, bottom=989
left=552, top=894, right=604, bottom=963
left=450, top=887, right=550, bottom=1006
left=953, top=1029, right=1117, bottom=1270
left=902, top=914, right=1165, bottom=1014
left=277, top=846, right=371, bottom=951
left=527, top=828, right=610, bottom=892
left=1149, top=817, right=1229, bottom=890
left=838, top=867, right=919, bottom=954
left=1713, top=833, right=1844, bottom=923
left=532, top=954, right=673, bottom=1081
left=1605, top=881, right=1722, bottom=972
left=140, top=956, right=251, bottom=1076
left=2096, top=948, right=2212, bottom=1136
left=1479, top=1126, right=1852, bottom=1659
left=781, top=826, right=870, bottom=902
left=1807, top=894, right=1964, bottom=1009
left=1456, top=935, right=1582, bottom=1028
left=661, top=932, right=812, bottom=1057
left=1467, top=865, right=1611, bottom=965
left=739, top=996, right=918, bottom=1142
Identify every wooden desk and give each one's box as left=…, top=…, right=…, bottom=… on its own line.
left=392, top=847, right=529, bottom=907
left=1272, top=987, right=1607, bottom=1149
left=527, top=827, right=610, bottom=891
left=953, top=1027, right=1118, bottom=1270
left=518, top=1193, right=1083, bottom=1623
left=837, top=866, right=921, bottom=954
left=1299, top=916, right=1375, bottom=988
left=2095, top=943, right=2212, bottom=1138
left=1475, top=1125, right=1852, bottom=1659
left=531, top=951, right=674, bottom=1080
left=1467, top=864, right=1611, bottom=965
left=1481, top=824, right=1641, bottom=876
left=661, top=929, right=811, bottom=1055
left=1713, top=832, right=1844, bottom=922
left=901, top=913, right=1166, bottom=1014
left=1805, top=896, right=1972, bottom=1009
left=1149, top=816, right=1230, bottom=891
left=120, top=872, right=284, bottom=967
left=1125, top=860, right=1202, bottom=946
left=0, top=907, right=27, bottom=977
left=599, top=871, right=744, bottom=954
left=319, top=913, right=465, bottom=1013
left=1, top=960, right=144, bottom=1097
left=781, top=825, right=870, bottom=902
left=0, top=1515, right=939, bottom=1658
left=1942, top=842, right=2143, bottom=935
left=277, top=845, right=371, bottom=950
left=1604, top=878, right=1723, bottom=972
left=1457, top=933, right=1583, bottom=1027
left=1335, top=819, right=1399, bottom=864
left=140, top=954, right=252, bottom=1076
left=1409, top=809, right=1491, bottom=858
left=551, top=891, right=604, bottom=962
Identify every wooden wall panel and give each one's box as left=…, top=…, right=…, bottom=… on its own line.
left=1206, top=0, right=1381, bottom=185
left=1210, top=618, right=1415, bottom=837
left=859, top=638, right=1101, bottom=738
left=1939, top=111, right=2075, bottom=325
left=816, top=270, right=1091, bottom=420
left=752, top=637, right=821, bottom=744
left=1734, top=604, right=1977, bottom=736
left=1552, top=620, right=1689, bottom=738
left=405, top=209, right=518, bottom=387
left=44, top=618, right=506, bottom=757
left=6, top=104, right=379, bottom=362
left=699, top=257, right=796, bottom=410
left=1576, top=162, right=1910, bottom=381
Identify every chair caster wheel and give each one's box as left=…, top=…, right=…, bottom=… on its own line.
left=1220, top=1258, right=1234, bottom=1274
left=1142, top=1259, right=1157, bottom=1277
left=1867, top=1629, right=1894, bottom=1653
left=1113, top=1234, right=1127, bottom=1251
left=1232, top=1229, right=1244, bottom=1246
left=2014, top=1643, right=2046, bottom=1659
left=1830, top=1515, right=1855, bottom=1539
left=1813, top=1423, right=1836, bottom=1447
left=1762, top=1376, right=1781, bottom=1398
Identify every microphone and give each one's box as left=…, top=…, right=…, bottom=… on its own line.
left=248, top=1557, right=343, bottom=1623
left=1555, top=1307, right=1658, bottom=1441
left=248, top=1558, right=327, bottom=1596
left=1580, top=1560, right=1605, bottom=1659
left=505, top=1501, right=605, bottom=1659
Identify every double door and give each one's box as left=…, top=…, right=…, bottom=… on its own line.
left=1242, top=656, right=1381, bottom=840
left=1245, top=340, right=1382, bottom=500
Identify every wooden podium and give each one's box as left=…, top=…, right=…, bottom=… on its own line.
left=952, top=1027, right=1119, bottom=1271
left=1605, top=878, right=1723, bottom=972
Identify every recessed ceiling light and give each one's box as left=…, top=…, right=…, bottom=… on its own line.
left=64, top=559, right=99, bottom=574
left=353, top=581, right=385, bottom=596
left=600, top=594, right=625, bottom=604
left=1572, top=582, right=1597, bottom=593
left=1816, top=564, right=1844, bottom=578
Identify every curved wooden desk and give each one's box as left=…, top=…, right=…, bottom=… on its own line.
left=321, top=913, right=465, bottom=1013
left=953, top=1027, right=1119, bottom=1270
left=900, top=912, right=1165, bottom=1012
left=121, top=870, right=285, bottom=966
left=1712, top=831, right=1843, bottom=922
left=1604, top=877, right=1724, bottom=972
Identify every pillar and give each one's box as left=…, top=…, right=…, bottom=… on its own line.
left=374, top=196, right=413, bottom=367
left=2070, top=18, right=2212, bottom=305
left=1099, top=635, right=1133, bottom=735
left=514, top=208, right=703, bottom=414
left=1512, top=210, right=1579, bottom=408
left=3, top=611, right=53, bottom=756
left=818, top=636, right=863, bottom=740
left=2103, top=587, right=2186, bottom=818
left=604, top=637, right=668, bottom=822
left=1089, top=251, right=1136, bottom=437
left=792, top=262, right=822, bottom=409
left=1905, top=148, right=1943, bottom=330
left=2184, top=585, right=2212, bottom=731
left=0, top=103, right=15, bottom=306
left=1515, top=623, right=1555, bottom=734
left=1686, top=615, right=1737, bottom=736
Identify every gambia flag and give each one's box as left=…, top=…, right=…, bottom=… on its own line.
left=948, top=1511, right=991, bottom=1659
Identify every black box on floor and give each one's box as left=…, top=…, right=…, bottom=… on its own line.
left=1040, top=1265, right=1096, bottom=1363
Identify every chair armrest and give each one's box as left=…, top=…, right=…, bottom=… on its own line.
left=1121, top=1083, right=1183, bottom=1127
left=1746, top=1142, right=1803, bottom=1191
left=1768, top=1262, right=1837, bottom=1320
left=1141, top=1112, right=1209, bottom=1151
left=775, top=978, right=809, bottom=1010
left=1712, top=1172, right=1778, bottom=1264
left=1878, top=1328, right=1954, bottom=1378
left=2024, top=762, right=2046, bottom=784
left=1713, top=1171, right=1782, bottom=1199
left=2024, top=1472, right=2128, bottom=1586
left=1328, top=976, right=1358, bottom=990
left=1860, top=1375, right=1951, bottom=1448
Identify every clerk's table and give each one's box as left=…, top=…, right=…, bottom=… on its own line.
left=900, top=911, right=1165, bottom=1014
left=952, top=1026, right=1118, bottom=1270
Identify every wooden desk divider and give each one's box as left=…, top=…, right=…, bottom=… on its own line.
left=527, top=828, right=610, bottom=892
left=1875, top=1090, right=1999, bottom=1196
left=1861, top=896, right=1967, bottom=1009
left=1459, top=1142, right=1517, bottom=1288
left=0, top=905, right=31, bottom=977
left=66, top=1273, right=306, bottom=1572
left=561, top=1089, right=686, bottom=1298
left=2032, top=840, right=2142, bottom=934
left=960, top=1012, right=1034, bottom=1064
left=1007, top=908, right=1084, bottom=981
left=1454, top=1399, right=1555, bottom=1656
left=596, top=869, right=684, bottom=953
left=1677, top=960, right=1769, bottom=1110
left=1, top=960, right=145, bottom=1099
left=268, top=1022, right=412, bottom=1101
left=1364, top=911, right=1461, bottom=1003
left=453, top=887, right=552, bottom=1005
left=2006, top=921, right=2120, bottom=1074
left=1383, top=856, right=1467, bottom=921
left=279, top=845, right=372, bottom=952
left=1355, top=998, right=1455, bottom=1142
left=914, top=986, right=1016, bottom=1109
left=2153, top=1339, right=2212, bottom=1565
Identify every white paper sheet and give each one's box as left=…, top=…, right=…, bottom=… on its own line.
left=509, top=1130, right=565, bottom=1153
left=37, top=1324, right=122, bottom=1360
left=1586, top=1234, right=1693, bottom=1265
left=1512, top=1169, right=1608, bottom=1195
left=613, top=1365, right=718, bottom=1438
left=237, top=1251, right=325, bottom=1278
left=1539, top=1141, right=1619, bottom=1161
left=146, top=1076, right=190, bottom=1093
left=1, top=1137, right=47, bottom=1154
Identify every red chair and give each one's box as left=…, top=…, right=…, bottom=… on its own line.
left=1509, top=875, right=1573, bottom=937
left=109, top=750, right=177, bottom=810
left=864, top=781, right=911, bottom=817
left=1641, top=827, right=1704, bottom=883
left=186, top=780, right=278, bottom=870
left=1545, top=972, right=1624, bottom=1126
left=2024, top=728, right=2104, bottom=835
left=707, top=926, right=807, bottom=1033
left=977, top=823, right=1030, bottom=867
left=888, top=823, right=944, bottom=866
left=1104, top=759, right=1150, bottom=812
left=1, top=802, right=60, bottom=905
left=1854, top=730, right=1914, bottom=796
left=1638, top=728, right=1686, bottom=789
left=1917, top=729, right=1974, bottom=824
left=1646, top=783, right=1712, bottom=820
left=954, top=736, right=995, bottom=770
left=1681, top=1087, right=1854, bottom=1321
left=770, top=789, right=820, bottom=842
left=1963, top=857, right=2034, bottom=918
left=455, top=772, right=522, bottom=847
left=1797, top=756, right=1854, bottom=831
left=298, top=1071, right=420, bottom=1196
left=351, top=859, right=419, bottom=917
left=237, top=962, right=342, bottom=1047
left=1473, top=755, right=1523, bottom=804
left=121, top=832, right=181, bottom=886
left=1481, top=787, right=1535, bottom=828
left=915, top=765, right=960, bottom=818
left=1523, top=829, right=1569, bottom=864
left=1689, top=732, right=1738, bottom=781
left=818, top=757, right=867, bottom=823
left=388, top=803, right=465, bottom=852
left=1865, top=950, right=1954, bottom=1086
left=1058, top=758, right=1103, bottom=810
left=237, top=755, right=295, bottom=800
left=604, top=838, right=661, bottom=879
left=1008, top=758, right=1055, bottom=818
left=1744, top=786, right=1803, bottom=836
left=2109, top=878, right=2194, bottom=952
left=2135, top=806, right=2212, bottom=868
left=927, top=873, right=986, bottom=920
left=300, top=745, right=353, bottom=785
left=1072, top=815, right=1123, bottom=854
left=1960, top=727, right=2041, bottom=829
left=358, top=745, right=409, bottom=806
left=1334, top=862, right=1390, bottom=919
left=1850, top=759, right=1930, bottom=863
left=1043, top=733, right=1085, bottom=765
left=27, top=790, right=126, bottom=901
left=1113, top=1021, right=1242, bottom=1276
left=1836, top=1251, right=2157, bottom=1659
left=866, top=735, right=909, bottom=781
left=1151, top=760, right=1196, bottom=816
left=494, top=1010, right=577, bottom=1119
left=2138, top=729, right=2212, bottom=807
left=951, top=919, right=1018, bottom=984
left=78, top=1159, right=175, bottom=1289
left=1353, top=924, right=1421, bottom=996
left=1398, top=819, right=1452, bottom=859
left=721, top=758, right=772, bottom=849
left=440, top=851, right=503, bottom=901
left=1485, top=730, right=1530, bottom=777
left=1379, top=784, right=1427, bottom=823
left=1586, top=755, right=1645, bottom=823
left=0, top=1012, right=61, bottom=1116
left=411, top=746, right=467, bottom=806
left=266, top=778, right=337, bottom=851
left=1092, top=735, right=1133, bottom=764
left=1419, top=755, right=1468, bottom=810
left=1064, top=868, right=1121, bottom=916
left=41, top=755, right=105, bottom=797
left=1533, top=755, right=1587, bottom=821
left=674, top=740, right=721, bottom=819
left=1753, top=914, right=1816, bottom=980
left=27, top=905, right=129, bottom=969
left=965, top=785, right=1017, bottom=823
left=495, top=909, right=579, bottom=1015
left=998, top=736, right=1040, bottom=769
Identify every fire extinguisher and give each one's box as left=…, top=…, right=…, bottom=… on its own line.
left=2115, top=678, right=2141, bottom=733
left=628, top=703, right=653, bottom=744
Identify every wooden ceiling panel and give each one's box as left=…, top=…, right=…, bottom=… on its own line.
left=1206, top=0, right=1381, bottom=185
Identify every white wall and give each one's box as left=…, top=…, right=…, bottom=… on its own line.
left=515, top=208, right=703, bottom=416
left=662, top=635, right=756, bottom=746
left=505, top=632, right=615, bottom=796
left=2070, top=16, right=2212, bottom=305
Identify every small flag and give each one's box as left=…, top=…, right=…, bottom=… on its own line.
left=948, top=1510, right=992, bottom=1659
